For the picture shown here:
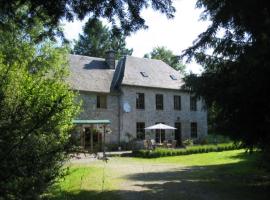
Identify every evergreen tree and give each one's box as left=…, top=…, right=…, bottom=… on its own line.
left=183, top=0, right=270, bottom=154
left=73, top=18, right=132, bottom=59
left=0, top=0, right=175, bottom=39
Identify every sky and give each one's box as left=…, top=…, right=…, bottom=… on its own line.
left=63, top=0, right=210, bottom=74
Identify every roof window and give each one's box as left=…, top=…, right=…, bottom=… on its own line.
left=170, top=74, right=177, bottom=80
left=140, top=72, right=149, bottom=77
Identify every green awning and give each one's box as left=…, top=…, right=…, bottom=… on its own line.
left=72, top=119, right=110, bottom=124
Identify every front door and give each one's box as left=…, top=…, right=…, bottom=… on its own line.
left=84, top=128, right=91, bottom=148
left=175, top=122, right=182, bottom=146
left=84, top=127, right=102, bottom=152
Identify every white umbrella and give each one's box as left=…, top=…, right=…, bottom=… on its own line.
left=145, top=123, right=176, bottom=144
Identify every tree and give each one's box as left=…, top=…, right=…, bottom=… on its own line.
left=73, top=18, right=133, bottom=59
left=183, top=0, right=270, bottom=153
left=0, top=0, right=175, bottom=39
left=0, top=23, right=79, bottom=199
left=144, top=46, right=186, bottom=73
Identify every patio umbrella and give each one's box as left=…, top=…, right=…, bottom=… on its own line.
left=145, top=123, right=176, bottom=144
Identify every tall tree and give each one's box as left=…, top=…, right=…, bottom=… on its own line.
left=73, top=18, right=133, bottom=59
left=0, top=0, right=175, bottom=39
left=0, top=23, right=79, bottom=199
left=183, top=0, right=270, bottom=153
left=144, top=46, right=186, bottom=73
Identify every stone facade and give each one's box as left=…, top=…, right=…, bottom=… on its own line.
left=76, top=86, right=207, bottom=144
left=77, top=91, right=120, bottom=143
left=119, top=85, right=207, bottom=142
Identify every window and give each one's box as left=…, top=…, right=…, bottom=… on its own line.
left=174, top=95, right=181, bottom=110
left=140, top=72, right=148, bottom=77
left=190, top=96, right=197, bottom=111
left=170, top=74, right=177, bottom=80
left=191, top=122, right=197, bottom=138
left=136, top=93, right=145, bottom=109
left=156, top=94, right=163, bottom=110
left=136, top=122, right=145, bottom=140
left=97, top=94, right=107, bottom=108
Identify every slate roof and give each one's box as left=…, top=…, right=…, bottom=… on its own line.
left=120, top=56, right=184, bottom=90
left=68, top=54, right=184, bottom=93
left=68, top=54, right=116, bottom=93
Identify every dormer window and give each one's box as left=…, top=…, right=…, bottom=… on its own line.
left=170, top=74, right=177, bottom=80
left=140, top=72, right=148, bottom=77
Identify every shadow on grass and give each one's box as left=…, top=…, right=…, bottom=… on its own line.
left=121, top=152, right=270, bottom=200
left=46, top=152, right=270, bottom=200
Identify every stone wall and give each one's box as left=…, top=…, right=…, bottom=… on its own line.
left=76, top=86, right=208, bottom=144
left=76, top=91, right=120, bottom=143
left=119, top=85, right=208, bottom=142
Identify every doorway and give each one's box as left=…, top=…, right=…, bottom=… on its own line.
left=175, top=122, right=182, bottom=146
left=83, top=127, right=102, bottom=152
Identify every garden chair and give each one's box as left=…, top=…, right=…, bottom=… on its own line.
left=143, top=140, right=149, bottom=149
left=150, top=139, right=156, bottom=150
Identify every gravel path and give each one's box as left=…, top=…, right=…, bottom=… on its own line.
left=105, top=159, right=192, bottom=200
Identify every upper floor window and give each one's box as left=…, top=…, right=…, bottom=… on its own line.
left=136, top=93, right=145, bottom=109
left=97, top=94, right=107, bottom=109
left=191, top=122, right=198, bottom=138
left=170, top=74, right=177, bottom=80
left=140, top=72, right=149, bottom=77
left=136, top=122, right=145, bottom=140
left=174, top=95, right=181, bottom=110
left=190, top=96, right=197, bottom=111
left=156, top=94, right=163, bottom=110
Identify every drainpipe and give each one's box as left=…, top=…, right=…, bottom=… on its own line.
left=118, top=92, right=121, bottom=145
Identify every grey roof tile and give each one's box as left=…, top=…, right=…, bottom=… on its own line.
left=121, top=56, right=184, bottom=90
left=68, top=54, right=184, bottom=93
left=68, top=54, right=115, bottom=93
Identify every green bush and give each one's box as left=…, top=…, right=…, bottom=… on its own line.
left=132, top=142, right=242, bottom=158
left=183, top=138, right=194, bottom=146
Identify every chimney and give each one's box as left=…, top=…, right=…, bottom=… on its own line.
left=105, top=50, right=115, bottom=69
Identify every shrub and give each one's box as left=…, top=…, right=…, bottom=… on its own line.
left=131, top=142, right=242, bottom=158
left=183, top=138, right=193, bottom=146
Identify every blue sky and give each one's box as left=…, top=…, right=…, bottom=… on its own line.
left=63, top=0, right=210, bottom=74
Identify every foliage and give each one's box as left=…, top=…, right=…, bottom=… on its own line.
left=0, top=24, right=79, bottom=199
left=182, top=0, right=270, bottom=154
left=132, top=143, right=241, bottom=158
left=0, top=0, right=175, bottom=39
left=144, top=46, right=186, bottom=73
left=72, top=18, right=133, bottom=59
left=182, top=138, right=194, bottom=146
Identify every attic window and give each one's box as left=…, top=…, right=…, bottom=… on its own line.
left=140, top=72, right=148, bottom=77
left=170, top=74, right=177, bottom=80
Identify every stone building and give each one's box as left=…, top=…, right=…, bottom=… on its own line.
left=69, top=52, right=207, bottom=149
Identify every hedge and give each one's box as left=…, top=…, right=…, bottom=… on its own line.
left=132, top=142, right=242, bottom=158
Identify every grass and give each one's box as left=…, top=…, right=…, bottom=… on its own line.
left=44, top=150, right=270, bottom=200
left=44, top=165, right=121, bottom=200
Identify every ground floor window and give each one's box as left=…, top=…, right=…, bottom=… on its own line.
left=136, top=122, right=145, bottom=140
left=191, top=122, right=198, bottom=138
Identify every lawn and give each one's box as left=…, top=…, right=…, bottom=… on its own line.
left=44, top=150, right=270, bottom=200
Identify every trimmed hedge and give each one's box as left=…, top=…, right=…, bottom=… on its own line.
left=132, top=142, right=242, bottom=158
